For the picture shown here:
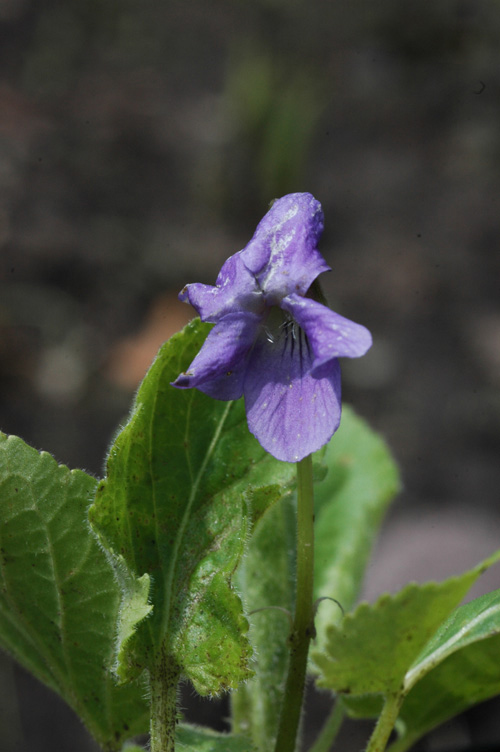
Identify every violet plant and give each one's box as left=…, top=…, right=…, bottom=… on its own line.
left=1, top=193, right=499, bottom=752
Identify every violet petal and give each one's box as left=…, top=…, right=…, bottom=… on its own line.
left=281, top=293, right=372, bottom=375
left=171, top=312, right=260, bottom=400
left=241, top=193, right=330, bottom=304
left=244, top=328, right=342, bottom=462
left=180, top=252, right=261, bottom=323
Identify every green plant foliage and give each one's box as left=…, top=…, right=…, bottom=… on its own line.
left=120, top=725, right=257, bottom=752
left=0, top=433, right=149, bottom=751
left=231, top=408, right=397, bottom=750
left=404, top=586, right=500, bottom=691
left=231, top=408, right=398, bottom=749
left=313, top=552, right=499, bottom=698
left=88, top=319, right=296, bottom=696
left=177, top=723, right=257, bottom=751
left=232, top=496, right=296, bottom=750
left=312, top=406, right=400, bottom=652
left=388, top=589, right=500, bottom=751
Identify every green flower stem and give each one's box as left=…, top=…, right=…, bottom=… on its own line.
left=365, top=693, right=403, bottom=752
left=309, top=699, right=345, bottom=752
left=149, top=650, right=180, bottom=752
left=273, top=454, right=315, bottom=752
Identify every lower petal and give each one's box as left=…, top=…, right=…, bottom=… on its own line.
left=171, top=312, right=259, bottom=400
left=244, top=332, right=342, bottom=462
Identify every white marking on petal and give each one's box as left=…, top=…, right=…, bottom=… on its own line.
left=271, top=229, right=295, bottom=256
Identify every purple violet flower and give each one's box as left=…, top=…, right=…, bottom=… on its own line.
left=172, top=192, right=372, bottom=463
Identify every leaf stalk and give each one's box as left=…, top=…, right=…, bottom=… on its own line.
left=365, top=693, right=403, bottom=752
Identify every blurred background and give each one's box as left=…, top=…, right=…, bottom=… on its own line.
left=1, top=0, right=500, bottom=750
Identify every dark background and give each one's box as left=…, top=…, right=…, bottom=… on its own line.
left=1, top=1, right=499, bottom=750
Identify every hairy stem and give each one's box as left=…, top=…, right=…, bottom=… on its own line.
left=149, top=648, right=180, bottom=752
left=273, top=454, right=315, bottom=752
left=365, top=693, right=403, bottom=752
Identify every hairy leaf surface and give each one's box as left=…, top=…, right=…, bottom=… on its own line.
left=89, top=319, right=296, bottom=695
left=0, top=433, right=149, bottom=751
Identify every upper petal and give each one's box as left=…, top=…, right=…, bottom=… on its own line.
left=281, top=293, right=372, bottom=375
left=243, top=327, right=342, bottom=462
left=180, top=252, right=262, bottom=323
left=171, top=312, right=260, bottom=400
left=241, top=193, right=330, bottom=304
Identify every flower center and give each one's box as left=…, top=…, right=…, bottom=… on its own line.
left=260, top=306, right=311, bottom=366
left=260, top=307, right=290, bottom=344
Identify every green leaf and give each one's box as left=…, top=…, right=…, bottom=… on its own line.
left=88, top=319, right=296, bottom=696
left=231, top=408, right=396, bottom=749
left=405, top=586, right=500, bottom=692
left=232, top=495, right=296, bottom=750
left=388, top=588, right=500, bottom=751
left=0, top=433, right=149, bottom=751
left=313, top=406, right=400, bottom=652
left=177, top=723, right=256, bottom=751
left=231, top=408, right=397, bottom=749
left=313, top=551, right=500, bottom=698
